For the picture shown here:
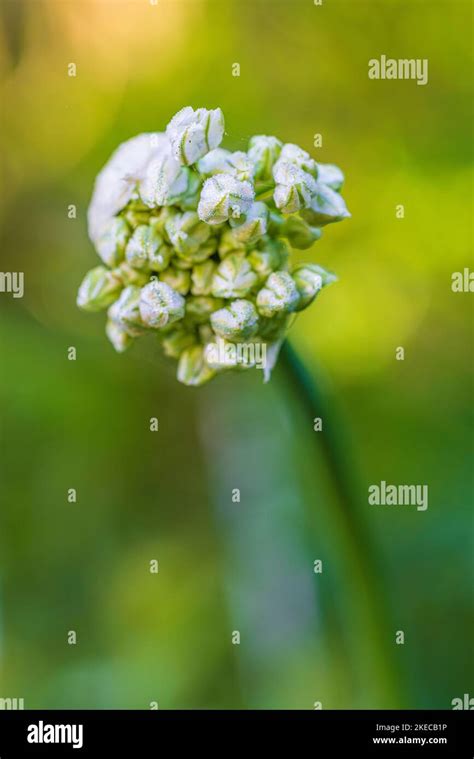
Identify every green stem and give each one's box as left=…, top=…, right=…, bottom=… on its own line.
left=280, top=340, right=401, bottom=704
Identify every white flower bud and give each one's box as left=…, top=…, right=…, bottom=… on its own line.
left=198, top=174, right=254, bottom=225
left=256, top=271, right=300, bottom=317
left=191, top=260, right=218, bottom=296
left=177, top=345, right=216, bottom=386
left=139, top=151, right=191, bottom=208
left=139, top=280, right=185, bottom=329
left=273, top=160, right=317, bottom=214
left=211, top=254, right=258, bottom=299
left=291, top=264, right=323, bottom=310
left=88, top=132, right=168, bottom=245
left=197, top=149, right=255, bottom=182
left=125, top=225, right=171, bottom=272
left=210, top=299, right=259, bottom=342
left=315, top=162, right=345, bottom=191
left=77, top=266, right=123, bottom=312
left=108, top=285, right=145, bottom=335
left=280, top=143, right=317, bottom=176
left=248, top=135, right=283, bottom=180
left=229, top=201, right=268, bottom=245
left=96, top=217, right=131, bottom=267
left=301, top=183, right=350, bottom=226
left=106, top=319, right=134, bottom=353
left=166, top=106, right=225, bottom=166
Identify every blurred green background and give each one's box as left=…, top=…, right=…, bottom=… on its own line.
left=0, top=0, right=472, bottom=709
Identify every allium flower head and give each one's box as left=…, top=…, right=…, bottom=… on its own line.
left=78, top=106, right=350, bottom=385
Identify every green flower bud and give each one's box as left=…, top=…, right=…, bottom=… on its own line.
left=106, top=319, right=134, bottom=353
left=256, top=271, right=300, bottom=317
left=247, top=242, right=283, bottom=282
left=198, top=174, right=254, bottom=225
left=159, top=265, right=191, bottom=295
left=177, top=170, right=202, bottom=211
left=198, top=323, right=214, bottom=344
left=114, top=262, right=149, bottom=288
left=217, top=228, right=247, bottom=259
left=108, top=285, right=145, bottom=335
left=161, top=325, right=197, bottom=359
left=248, top=135, right=283, bottom=180
left=167, top=106, right=225, bottom=166
left=210, top=299, right=259, bottom=342
left=191, top=260, right=217, bottom=296
left=211, top=254, right=258, bottom=298
left=316, top=162, right=344, bottom=191
left=258, top=313, right=289, bottom=341
left=77, top=266, right=122, bottom=312
left=185, top=295, right=224, bottom=325
left=177, top=346, right=216, bottom=387
left=281, top=215, right=322, bottom=249
left=139, top=280, right=185, bottom=329
left=273, top=161, right=317, bottom=214
left=280, top=143, right=317, bottom=177
left=125, top=225, right=171, bottom=272
left=301, top=183, right=350, bottom=226
left=123, top=208, right=152, bottom=229
left=165, top=211, right=211, bottom=257
left=96, top=217, right=131, bottom=267
left=229, top=201, right=268, bottom=245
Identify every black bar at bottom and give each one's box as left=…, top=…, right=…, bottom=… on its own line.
left=0, top=709, right=471, bottom=756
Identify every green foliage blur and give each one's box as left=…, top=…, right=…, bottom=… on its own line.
left=0, top=0, right=472, bottom=709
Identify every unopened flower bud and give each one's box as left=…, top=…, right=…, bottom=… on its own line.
left=248, top=239, right=288, bottom=282
left=280, top=143, right=317, bottom=176
left=167, top=106, right=225, bottom=166
left=185, top=295, right=223, bottom=324
left=96, top=217, right=131, bottom=267
left=106, top=319, right=134, bottom=353
left=256, top=271, right=299, bottom=317
left=165, top=211, right=211, bottom=257
left=291, top=264, right=324, bottom=310
left=210, top=299, right=259, bottom=342
left=109, top=285, right=144, bottom=334
left=248, top=135, right=283, bottom=180
left=159, top=265, right=191, bottom=295
left=139, top=152, right=190, bottom=208
left=115, top=262, right=149, bottom=288
left=217, top=228, right=247, bottom=259
left=139, top=280, right=185, bottom=329
left=211, top=254, right=258, bottom=299
left=273, top=161, right=317, bottom=214
left=281, top=215, right=322, bottom=249
left=77, top=266, right=122, bottom=312
left=177, top=345, right=216, bottom=386
left=198, top=174, right=254, bottom=225
left=191, top=260, right=217, bottom=295
left=301, top=183, right=350, bottom=226
left=229, top=201, right=268, bottom=245
left=316, top=162, right=345, bottom=191
left=126, top=225, right=171, bottom=272
left=161, top=325, right=197, bottom=359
